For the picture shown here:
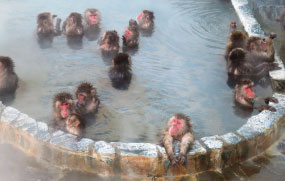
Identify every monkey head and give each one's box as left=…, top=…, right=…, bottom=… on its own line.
left=247, top=36, right=269, bottom=52
left=137, top=10, right=154, bottom=29
left=75, top=82, right=97, bottom=105
left=0, top=56, right=15, bottom=73
left=230, top=30, right=246, bottom=42
left=37, top=12, right=54, bottom=34
left=235, top=79, right=255, bottom=108
left=67, top=12, right=82, bottom=27
left=230, top=21, right=237, bottom=29
left=112, top=53, right=132, bottom=68
left=269, top=32, right=277, bottom=40
left=53, top=92, right=74, bottom=119
left=65, top=113, right=85, bottom=136
left=85, top=9, right=100, bottom=25
left=103, top=30, right=119, bottom=45
left=168, top=113, right=191, bottom=137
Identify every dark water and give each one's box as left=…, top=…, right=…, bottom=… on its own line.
left=0, top=0, right=271, bottom=143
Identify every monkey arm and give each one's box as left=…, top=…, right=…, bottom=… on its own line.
left=62, top=20, right=67, bottom=34
left=54, top=18, right=62, bottom=36
left=178, top=132, right=194, bottom=165
left=162, top=133, right=177, bottom=166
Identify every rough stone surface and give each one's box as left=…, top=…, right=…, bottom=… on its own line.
left=0, top=101, right=4, bottom=116
left=11, top=113, right=29, bottom=127
left=61, top=138, right=94, bottom=152
left=94, top=141, right=115, bottom=155
left=52, top=130, right=65, bottom=137
left=201, top=136, right=223, bottom=149
left=111, top=142, right=158, bottom=157
left=189, top=140, right=207, bottom=155
left=0, top=107, right=20, bottom=123
left=220, top=132, right=242, bottom=145
left=50, top=133, right=77, bottom=145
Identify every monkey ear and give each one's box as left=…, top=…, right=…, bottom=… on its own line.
left=55, top=101, right=61, bottom=108
left=74, top=121, right=80, bottom=127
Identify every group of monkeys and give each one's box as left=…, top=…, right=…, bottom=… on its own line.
left=226, top=22, right=280, bottom=112
left=0, top=12, right=281, bottom=169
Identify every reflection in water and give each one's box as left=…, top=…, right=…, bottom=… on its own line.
left=67, top=36, right=83, bottom=50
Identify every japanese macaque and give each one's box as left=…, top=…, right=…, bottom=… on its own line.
left=161, top=113, right=194, bottom=167
left=234, top=78, right=278, bottom=111
left=0, top=56, right=18, bottom=97
left=83, top=8, right=101, bottom=41
left=75, top=82, right=100, bottom=116
left=37, top=12, right=61, bottom=48
left=99, top=30, right=120, bottom=53
left=53, top=92, right=74, bottom=127
left=246, top=35, right=275, bottom=64
left=108, top=53, right=132, bottom=90
left=225, top=30, right=248, bottom=60
left=137, top=10, right=154, bottom=31
left=227, top=48, right=280, bottom=79
left=122, top=19, right=139, bottom=48
left=65, top=113, right=85, bottom=136
left=230, top=21, right=237, bottom=31
left=62, top=12, right=84, bottom=37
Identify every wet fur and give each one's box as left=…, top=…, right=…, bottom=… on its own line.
left=137, top=10, right=154, bottom=30
left=62, top=12, right=83, bottom=37
left=0, top=56, right=18, bottom=96
left=53, top=92, right=74, bottom=126
left=122, top=19, right=139, bottom=48
left=225, top=30, right=248, bottom=60
left=65, top=113, right=85, bottom=136
left=99, top=30, right=120, bottom=52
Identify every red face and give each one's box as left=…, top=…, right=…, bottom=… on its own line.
left=89, top=14, right=97, bottom=24
left=77, top=93, right=85, bottom=104
left=260, top=39, right=267, bottom=51
left=59, top=102, right=70, bottom=118
left=123, top=29, right=132, bottom=39
left=230, top=21, right=236, bottom=28
left=169, top=118, right=183, bottom=136
left=137, top=12, right=144, bottom=21
left=69, top=17, right=74, bottom=25
left=244, top=85, right=255, bottom=99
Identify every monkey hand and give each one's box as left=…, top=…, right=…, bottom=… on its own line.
left=258, top=105, right=276, bottom=112
left=56, top=18, right=62, bottom=24
left=178, top=154, right=187, bottom=165
left=170, top=158, right=179, bottom=168
left=264, top=97, right=278, bottom=104
left=268, top=63, right=281, bottom=71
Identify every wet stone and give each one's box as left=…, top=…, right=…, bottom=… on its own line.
left=111, top=142, right=158, bottom=157
left=237, top=124, right=259, bottom=140
left=11, top=113, right=29, bottom=127
left=35, top=131, right=51, bottom=142
left=189, top=140, right=207, bottom=155
left=50, top=133, right=77, bottom=145
left=156, top=145, right=166, bottom=155
left=61, top=138, right=94, bottom=152
left=201, top=136, right=223, bottom=149
left=220, top=132, right=242, bottom=145
left=0, top=107, right=20, bottom=123
left=52, top=130, right=65, bottom=137
left=0, top=101, right=3, bottom=115
left=94, top=141, right=115, bottom=155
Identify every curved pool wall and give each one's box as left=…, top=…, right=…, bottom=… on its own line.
left=0, top=0, right=285, bottom=179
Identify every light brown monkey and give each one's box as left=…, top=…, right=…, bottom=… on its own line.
left=84, top=8, right=100, bottom=28
left=137, top=10, right=154, bottom=30
left=75, top=82, right=100, bottom=116
left=234, top=78, right=278, bottom=111
left=0, top=56, right=18, bottom=96
left=122, top=19, right=139, bottom=48
left=37, top=12, right=61, bottom=37
left=65, top=113, right=85, bottom=136
left=162, top=113, right=194, bottom=167
left=99, top=30, right=120, bottom=52
left=53, top=92, right=74, bottom=127
left=62, top=12, right=84, bottom=37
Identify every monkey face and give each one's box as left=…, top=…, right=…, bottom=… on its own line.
left=59, top=102, right=71, bottom=118
left=88, top=12, right=99, bottom=24
left=169, top=117, right=184, bottom=136
left=77, top=92, right=87, bottom=104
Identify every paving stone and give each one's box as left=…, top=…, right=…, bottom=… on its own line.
left=94, top=141, right=115, bottom=155
left=61, top=138, right=94, bottom=152
left=0, top=107, right=20, bottom=123
left=11, top=113, right=29, bottom=127
left=50, top=133, right=77, bottom=145
left=189, top=140, right=207, bottom=155
left=220, top=132, right=242, bottom=145
left=201, top=136, right=223, bottom=149
left=111, top=142, right=158, bottom=157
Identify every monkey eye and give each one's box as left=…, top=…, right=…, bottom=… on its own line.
left=62, top=102, right=70, bottom=107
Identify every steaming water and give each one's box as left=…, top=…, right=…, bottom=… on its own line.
left=0, top=0, right=271, bottom=143
left=0, top=0, right=281, bottom=180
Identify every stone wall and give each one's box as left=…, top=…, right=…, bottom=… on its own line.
left=0, top=93, right=284, bottom=179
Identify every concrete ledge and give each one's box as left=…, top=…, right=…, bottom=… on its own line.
left=0, top=93, right=284, bottom=179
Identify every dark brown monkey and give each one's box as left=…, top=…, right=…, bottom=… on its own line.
left=0, top=56, right=18, bottom=96
left=75, top=82, right=100, bottom=116
left=108, top=53, right=132, bottom=90
left=234, top=78, right=278, bottom=111
left=65, top=113, right=85, bottom=136
left=37, top=12, right=61, bottom=37
left=162, top=113, right=194, bottom=167
left=137, top=10, right=154, bottom=31
left=225, top=30, right=248, bottom=60
left=53, top=92, right=74, bottom=127
left=83, top=9, right=101, bottom=41
left=246, top=35, right=275, bottom=64
left=122, top=19, right=139, bottom=48
left=62, top=12, right=84, bottom=37
left=99, top=30, right=120, bottom=53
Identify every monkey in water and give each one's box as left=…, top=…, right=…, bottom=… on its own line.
left=0, top=56, right=18, bottom=97
left=122, top=19, right=139, bottom=48
left=161, top=113, right=194, bottom=167
left=65, top=113, right=85, bottom=136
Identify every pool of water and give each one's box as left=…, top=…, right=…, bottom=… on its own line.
left=0, top=0, right=274, bottom=143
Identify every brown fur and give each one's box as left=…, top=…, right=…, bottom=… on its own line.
left=75, top=82, right=100, bottom=116
left=0, top=56, right=18, bottom=96
left=122, top=19, right=139, bottom=48
left=161, top=113, right=194, bottom=167
left=137, top=10, right=154, bottom=30
left=37, top=12, right=61, bottom=36
left=53, top=92, right=74, bottom=127
left=65, top=113, right=85, bottom=136
left=62, top=12, right=83, bottom=37
left=225, top=30, right=248, bottom=60
left=84, top=8, right=101, bottom=26
left=99, top=30, right=120, bottom=52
